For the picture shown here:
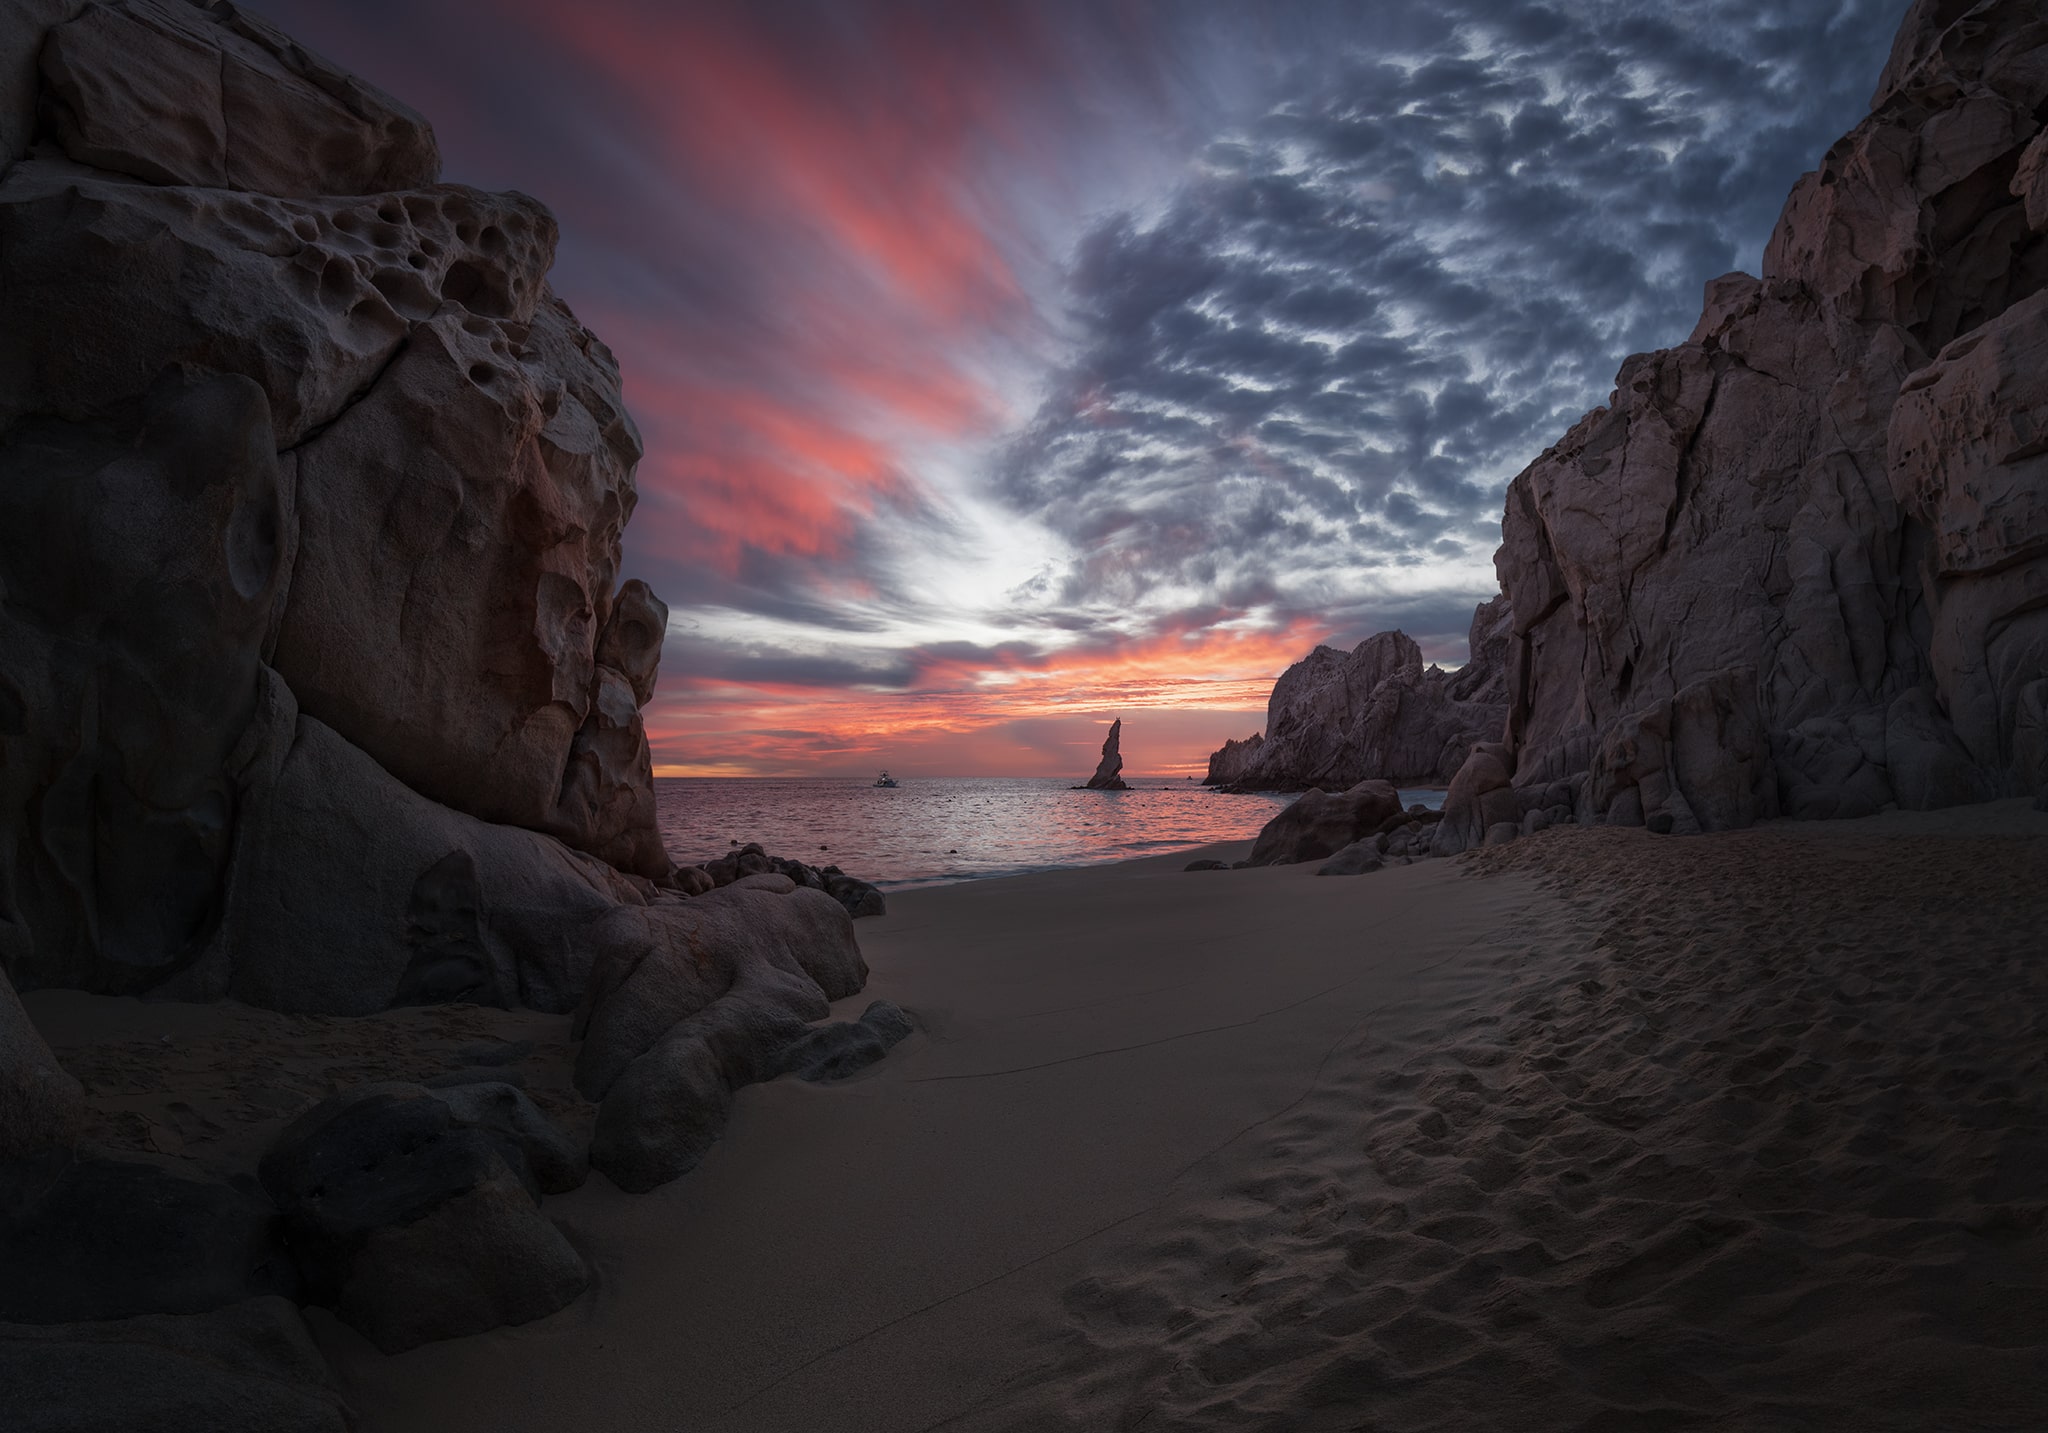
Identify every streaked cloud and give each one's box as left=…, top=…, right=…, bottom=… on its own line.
left=253, top=0, right=1901, bottom=773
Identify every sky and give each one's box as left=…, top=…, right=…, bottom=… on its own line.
left=254, top=0, right=1903, bottom=777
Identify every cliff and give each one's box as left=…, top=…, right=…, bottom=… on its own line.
left=1436, top=0, right=2048, bottom=850
left=0, top=0, right=890, bottom=1386
left=1206, top=596, right=1512, bottom=791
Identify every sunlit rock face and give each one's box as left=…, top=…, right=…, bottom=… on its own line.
left=0, top=0, right=669, bottom=935
left=1493, top=0, right=2048, bottom=830
left=1209, top=597, right=1511, bottom=792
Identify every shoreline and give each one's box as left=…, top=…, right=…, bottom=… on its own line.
left=24, top=797, right=2048, bottom=1431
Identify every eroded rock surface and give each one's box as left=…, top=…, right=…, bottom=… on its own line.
left=1, top=2, right=667, bottom=884
left=1209, top=599, right=1510, bottom=792
left=1484, top=0, right=2048, bottom=831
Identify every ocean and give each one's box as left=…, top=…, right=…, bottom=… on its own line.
left=654, top=777, right=1449, bottom=889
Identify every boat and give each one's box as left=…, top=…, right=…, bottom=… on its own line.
left=873, top=771, right=899, bottom=788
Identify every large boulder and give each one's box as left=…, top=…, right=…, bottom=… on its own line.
left=1209, top=599, right=1511, bottom=792
left=1489, top=0, right=2048, bottom=826
left=0, top=1296, right=353, bottom=1433
left=259, top=1081, right=589, bottom=1353
left=152, top=670, right=645, bottom=1017
left=1432, top=743, right=1519, bottom=856
left=1245, top=780, right=1403, bottom=867
left=574, top=884, right=866, bottom=1100
left=576, top=886, right=874, bottom=1192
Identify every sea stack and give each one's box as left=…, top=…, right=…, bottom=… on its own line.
left=1084, top=719, right=1130, bottom=789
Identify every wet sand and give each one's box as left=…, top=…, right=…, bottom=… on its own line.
left=29, top=799, right=2048, bottom=1431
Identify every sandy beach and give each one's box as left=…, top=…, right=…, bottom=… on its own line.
left=31, top=799, right=2042, bottom=1431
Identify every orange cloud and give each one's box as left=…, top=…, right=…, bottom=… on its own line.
left=647, top=616, right=1324, bottom=777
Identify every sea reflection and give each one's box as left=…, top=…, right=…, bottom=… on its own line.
left=655, top=777, right=1447, bottom=889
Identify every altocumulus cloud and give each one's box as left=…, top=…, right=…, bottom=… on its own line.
left=996, top=0, right=1898, bottom=653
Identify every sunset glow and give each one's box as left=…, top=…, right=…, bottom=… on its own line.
left=254, top=0, right=1899, bottom=777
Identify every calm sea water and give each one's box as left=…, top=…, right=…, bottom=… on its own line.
left=655, top=777, right=1447, bottom=890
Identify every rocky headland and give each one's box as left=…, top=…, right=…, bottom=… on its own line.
left=1205, top=596, right=1511, bottom=792
left=0, top=2, right=898, bottom=1423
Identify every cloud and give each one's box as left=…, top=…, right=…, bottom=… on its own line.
left=994, top=0, right=1900, bottom=643
left=249, top=0, right=1903, bottom=774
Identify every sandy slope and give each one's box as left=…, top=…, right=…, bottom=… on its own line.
left=309, top=846, right=1544, bottom=1432
left=967, top=801, right=2048, bottom=1432
left=31, top=801, right=2048, bottom=1431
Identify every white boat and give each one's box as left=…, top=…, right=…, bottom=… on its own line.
left=873, top=771, right=899, bottom=788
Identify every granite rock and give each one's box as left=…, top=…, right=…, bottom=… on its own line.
left=1487, top=0, right=2048, bottom=828
left=1209, top=600, right=1510, bottom=792
left=1246, top=780, right=1403, bottom=867
left=1314, top=841, right=1383, bottom=877
left=259, top=1082, right=587, bottom=1352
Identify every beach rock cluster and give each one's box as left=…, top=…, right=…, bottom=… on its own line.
left=1190, top=781, right=1465, bottom=875
left=1206, top=599, right=1511, bottom=792
left=0, top=0, right=898, bottom=1403
left=686, top=842, right=889, bottom=919
left=1466, top=0, right=2048, bottom=838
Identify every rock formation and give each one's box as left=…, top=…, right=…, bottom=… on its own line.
left=1083, top=717, right=1130, bottom=789
left=1203, top=731, right=1266, bottom=786
left=1243, top=780, right=1403, bottom=867
left=0, top=0, right=897, bottom=1399
left=1445, top=0, right=2048, bottom=848
left=1206, top=597, right=1512, bottom=792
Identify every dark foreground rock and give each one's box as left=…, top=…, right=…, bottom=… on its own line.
left=1315, top=842, right=1384, bottom=876
left=0, top=977, right=85, bottom=1158
left=576, top=883, right=870, bottom=1191
left=1245, top=780, right=1403, bottom=867
left=0, top=1152, right=294, bottom=1324
left=0, top=1296, right=352, bottom=1433
left=0, top=0, right=905, bottom=1406
left=777, top=1001, right=916, bottom=1082
left=259, top=1082, right=588, bottom=1352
